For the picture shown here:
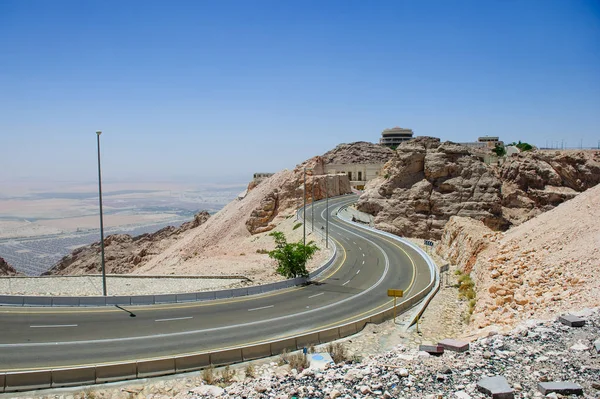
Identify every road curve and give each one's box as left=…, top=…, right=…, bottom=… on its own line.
left=0, top=195, right=432, bottom=371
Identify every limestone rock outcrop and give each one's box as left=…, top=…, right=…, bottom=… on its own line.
left=45, top=211, right=210, bottom=275
left=0, top=257, right=19, bottom=276
left=499, top=150, right=600, bottom=225
left=246, top=157, right=351, bottom=234
left=322, top=141, right=395, bottom=164
left=357, top=138, right=507, bottom=239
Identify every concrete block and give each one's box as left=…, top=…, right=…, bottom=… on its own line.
left=210, top=348, right=242, bottom=366
left=537, top=381, right=583, bottom=396
left=105, top=296, right=131, bottom=306
left=51, top=366, right=96, bottom=387
left=594, top=339, right=600, bottom=354
left=51, top=297, right=80, bottom=306
left=419, top=344, right=444, bottom=355
left=247, top=285, right=263, bottom=296
left=477, top=376, right=514, bottom=399
left=0, top=372, right=4, bottom=393
left=338, top=323, right=358, bottom=338
left=79, top=297, right=107, bottom=307
left=175, top=353, right=210, bottom=373
left=23, top=296, right=52, bottom=306
left=214, top=290, right=233, bottom=299
left=318, top=328, right=340, bottom=344
left=194, top=292, right=215, bottom=301
left=308, top=352, right=334, bottom=370
left=559, top=314, right=586, bottom=327
left=270, top=338, right=297, bottom=355
left=230, top=288, right=248, bottom=297
left=242, top=343, right=272, bottom=361
left=295, top=332, right=320, bottom=349
left=130, top=295, right=154, bottom=305
left=95, top=362, right=137, bottom=383
left=354, top=319, right=368, bottom=332
left=439, top=338, right=470, bottom=352
left=153, top=294, right=177, bottom=304
left=136, top=358, right=176, bottom=378
left=0, top=295, right=24, bottom=306
left=5, top=370, right=52, bottom=391
left=369, top=311, right=386, bottom=324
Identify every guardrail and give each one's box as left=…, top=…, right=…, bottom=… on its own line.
left=0, top=199, right=437, bottom=393
left=0, top=203, right=338, bottom=308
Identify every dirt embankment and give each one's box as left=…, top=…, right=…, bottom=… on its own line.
left=436, top=184, right=600, bottom=332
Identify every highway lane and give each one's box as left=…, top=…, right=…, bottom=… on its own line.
left=0, top=195, right=432, bottom=371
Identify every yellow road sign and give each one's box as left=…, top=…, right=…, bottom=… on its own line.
left=387, top=289, right=403, bottom=297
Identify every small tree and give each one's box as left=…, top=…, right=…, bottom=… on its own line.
left=492, top=143, right=506, bottom=157
left=268, top=231, right=318, bottom=278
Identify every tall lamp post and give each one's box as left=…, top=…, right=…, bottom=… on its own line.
left=96, top=131, right=107, bottom=296
left=325, top=175, right=329, bottom=248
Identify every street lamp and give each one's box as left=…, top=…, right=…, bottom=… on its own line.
left=96, top=131, right=107, bottom=296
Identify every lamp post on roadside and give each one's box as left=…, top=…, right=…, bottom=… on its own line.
left=325, top=175, right=329, bottom=249
left=96, top=131, right=107, bottom=296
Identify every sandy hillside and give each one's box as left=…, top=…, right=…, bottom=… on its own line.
left=133, top=168, right=334, bottom=282
left=438, top=183, right=600, bottom=333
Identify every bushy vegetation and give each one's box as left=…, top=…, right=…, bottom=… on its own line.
left=256, top=248, right=269, bottom=254
left=327, top=342, right=350, bottom=364
left=245, top=363, right=256, bottom=378
left=268, top=231, right=318, bottom=278
left=202, top=364, right=216, bottom=384
left=293, top=222, right=302, bottom=230
left=455, top=270, right=476, bottom=322
left=492, top=144, right=506, bottom=157
left=509, top=141, right=533, bottom=151
left=220, top=365, right=235, bottom=384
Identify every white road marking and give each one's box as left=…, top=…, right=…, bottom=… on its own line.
left=362, top=260, right=365, bottom=265
left=353, top=241, right=356, bottom=244
left=308, top=292, right=324, bottom=299
left=359, top=247, right=362, bottom=250
left=155, top=316, right=193, bottom=322
left=342, top=280, right=350, bottom=286
left=356, top=270, right=360, bottom=275
left=248, top=305, right=274, bottom=312
left=362, top=253, right=365, bottom=257
left=30, top=324, right=77, bottom=328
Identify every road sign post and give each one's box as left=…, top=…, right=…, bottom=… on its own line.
left=387, top=289, right=403, bottom=324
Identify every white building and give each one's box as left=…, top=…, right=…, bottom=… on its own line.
left=379, top=127, right=414, bottom=147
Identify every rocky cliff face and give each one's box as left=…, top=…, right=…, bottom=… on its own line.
left=357, top=137, right=507, bottom=239
left=322, top=141, right=395, bottom=164
left=437, top=184, right=600, bottom=331
left=246, top=157, right=352, bottom=234
left=499, top=150, right=600, bottom=225
left=357, top=138, right=600, bottom=239
left=45, top=211, right=210, bottom=275
left=0, top=257, right=19, bottom=276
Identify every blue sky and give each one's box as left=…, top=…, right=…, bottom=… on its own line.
left=1, top=0, right=599, bottom=184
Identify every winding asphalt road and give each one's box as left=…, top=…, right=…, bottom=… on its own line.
left=0, top=195, right=431, bottom=371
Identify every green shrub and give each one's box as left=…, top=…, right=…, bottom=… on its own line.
left=202, top=364, right=216, bottom=384
left=293, top=222, right=302, bottom=230
left=220, top=365, right=235, bottom=384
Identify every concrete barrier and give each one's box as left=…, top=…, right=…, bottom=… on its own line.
left=79, top=297, right=107, bottom=307
left=4, top=370, right=52, bottom=391
left=23, top=296, right=52, bottom=306
left=137, top=358, right=176, bottom=378
left=52, top=297, right=80, bottom=306
left=354, top=319, right=368, bottom=332
left=130, top=295, right=155, bottom=305
left=106, top=296, right=132, bottom=306
left=230, top=288, right=248, bottom=297
left=338, top=323, right=357, bottom=338
left=369, top=311, right=387, bottom=325
left=247, top=286, right=263, bottom=296
left=214, top=290, right=233, bottom=300
left=242, top=343, right=272, bottom=361
left=318, top=328, right=340, bottom=343
left=95, top=363, right=137, bottom=383
left=153, top=294, right=177, bottom=304
left=175, top=353, right=210, bottom=373
left=270, top=338, right=297, bottom=355
left=0, top=295, right=24, bottom=306
left=210, top=349, right=243, bottom=366
left=51, top=366, right=96, bottom=387
left=195, top=292, right=215, bottom=301
left=295, top=332, right=320, bottom=349
left=0, top=372, right=5, bottom=393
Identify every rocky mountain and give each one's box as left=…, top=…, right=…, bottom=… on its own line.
left=357, top=137, right=508, bottom=239
left=45, top=211, right=210, bottom=275
left=0, top=256, right=19, bottom=276
left=357, top=138, right=600, bottom=239
left=437, top=184, right=600, bottom=331
left=322, top=141, right=395, bottom=164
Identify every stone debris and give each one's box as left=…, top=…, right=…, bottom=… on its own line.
left=156, top=309, right=598, bottom=399
left=537, top=381, right=584, bottom=396
left=476, top=375, right=514, bottom=399
left=559, top=314, right=586, bottom=327
left=419, top=344, right=445, bottom=355
left=594, top=339, right=600, bottom=354
left=439, top=338, right=470, bottom=353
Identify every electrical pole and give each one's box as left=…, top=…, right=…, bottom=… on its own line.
left=326, top=175, right=329, bottom=249
left=311, top=177, right=314, bottom=233
left=303, top=167, right=306, bottom=269
left=96, top=131, right=107, bottom=296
